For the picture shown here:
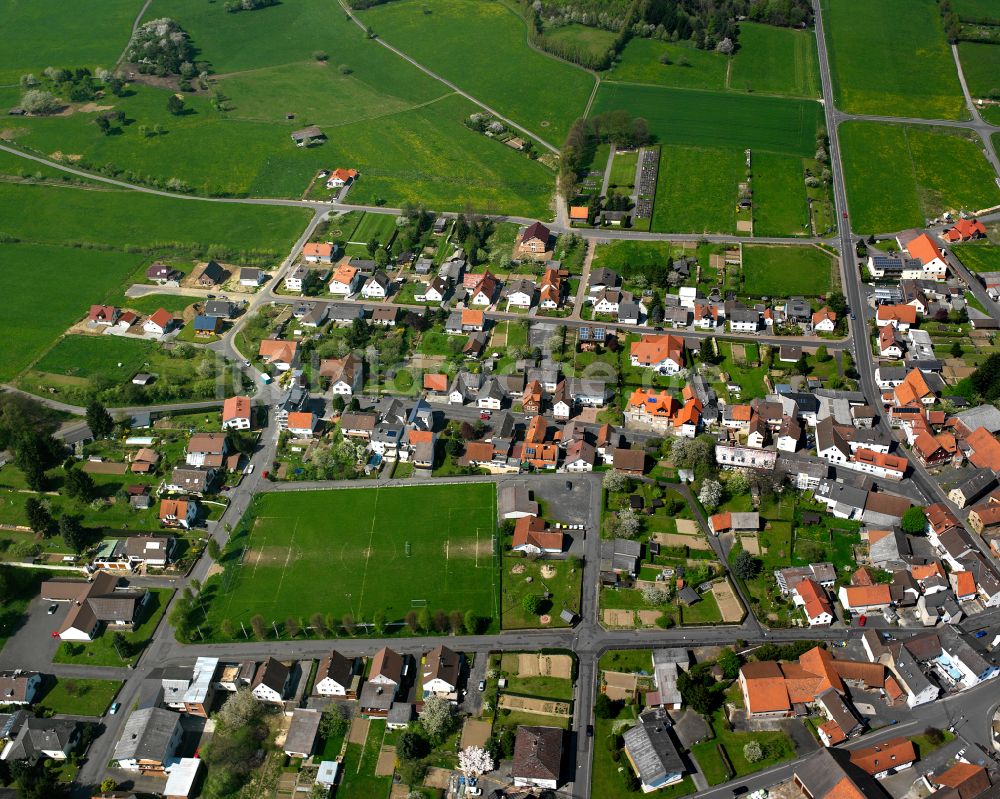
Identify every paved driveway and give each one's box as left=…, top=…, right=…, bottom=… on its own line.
left=0, top=592, right=65, bottom=671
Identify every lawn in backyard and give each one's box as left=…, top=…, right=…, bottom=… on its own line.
left=591, top=713, right=695, bottom=799
left=203, top=484, right=499, bottom=636
left=691, top=709, right=796, bottom=785
left=358, top=0, right=594, bottom=143
left=590, top=83, right=821, bottom=156
left=348, top=213, right=399, bottom=246
left=680, top=591, right=723, bottom=624
left=729, top=23, right=820, bottom=98
left=0, top=244, right=147, bottom=381
left=741, top=245, right=834, bottom=298
left=54, top=589, right=172, bottom=666
left=35, top=678, right=121, bottom=717
left=752, top=153, right=811, bottom=237
left=821, top=0, right=966, bottom=119
left=652, top=145, right=742, bottom=234
left=953, top=244, right=1000, bottom=273
left=840, top=122, right=1000, bottom=233
left=0, top=0, right=139, bottom=84
left=336, top=721, right=392, bottom=799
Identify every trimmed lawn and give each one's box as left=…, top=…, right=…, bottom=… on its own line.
left=681, top=591, right=723, bottom=624
left=348, top=213, right=399, bottom=245
left=741, top=245, right=834, bottom=298
left=730, top=23, right=820, bottom=98
left=652, top=145, right=742, bottom=234
left=598, top=649, right=653, bottom=674
left=592, top=240, right=676, bottom=275
left=822, top=0, right=966, bottom=119
left=35, top=678, right=121, bottom=717
left=358, top=0, right=594, bottom=143
left=691, top=710, right=796, bottom=785
left=203, top=485, right=499, bottom=638
left=502, top=555, right=582, bottom=630
left=500, top=673, right=574, bottom=701
left=841, top=122, right=1000, bottom=233
left=954, top=244, right=1000, bottom=273
left=608, top=150, right=639, bottom=190
left=752, top=152, right=811, bottom=237
left=607, top=38, right=728, bottom=91
left=54, top=589, right=173, bottom=666
left=590, top=83, right=821, bottom=156
left=0, top=244, right=146, bottom=381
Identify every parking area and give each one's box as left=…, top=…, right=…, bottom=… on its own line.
left=0, top=592, right=67, bottom=671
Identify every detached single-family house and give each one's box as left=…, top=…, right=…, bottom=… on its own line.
left=222, top=396, right=252, bottom=430
left=812, top=307, right=837, bottom=332
left=0, top=717, right=78, bottom=763
left=325, top=168, right=357, bottom=189
left=0, top=671, right=40, bottom=706
left=360, top=647, right=405, bottom=717
left=361, top=271, right=391, bottom=299
left=504, top=279, right=536, bottom=309
left=197, top=260, right=227, bottom=287
left=422, top=645, right=461, bottom=701
left=159, top=498, right=197, bottom=530
left=112, top=706, right=183, bottom=772
left=512, top=515, right=564, bottom=554
left=302, top=242, right=335, bottom=264
left=283, top=709, right=322, bottom=759
left=516, top=222, right=551, bottom=257
left=286, top=411, right=317, bottom=438
left=258, top=339, right=299, bottom=371
left=512, top=726, right=563, bottom=790
left=630, top=334, right=685, bottom=375
left=622, top=708, right=685, bottom=792
left=329, top=262, right=361, bottom=295
left=239, top=267, right=264, bottom=287
left=143, top=308, right=175, bottom=336
left=320, top=353, right=363, bottom=395
left=147, top=263, right=182, bottom=284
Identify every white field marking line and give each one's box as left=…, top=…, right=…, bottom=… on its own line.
left=273, top=518, right=298, bottom=602
left=355, top=489, right=380, bottom=616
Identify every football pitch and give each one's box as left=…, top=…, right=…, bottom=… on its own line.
left=205, top=484, right=499, bottom=635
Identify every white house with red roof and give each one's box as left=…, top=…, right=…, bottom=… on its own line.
left=325, top=168, right=357, bottom=189
left=143, top=308, right=175, bottom=336
left=222, top=396, right=252, bottom=430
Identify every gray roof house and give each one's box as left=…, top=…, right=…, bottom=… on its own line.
left=284, top=709, right=322, bottom=758
left=112, top=707, right=183, bottom=771
left=0, top=717, right=78, bottom=763
left=601, top=538, right=641, bottom=576
left=622, top=708, right=685, bottom=793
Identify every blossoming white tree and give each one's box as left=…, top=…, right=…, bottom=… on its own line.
left=458, top=745, right=495, bottom=777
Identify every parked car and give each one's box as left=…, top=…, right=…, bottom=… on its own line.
left=857, top=615, right=867, bottom=627
left=109, top=703, right=120, bottom=715
left=477, top=680, right=485, bottom=691
left=479, top=411, right=491, bottom=420
left=47, top=605, right=57, bottom=615
left=975, top=630, right=988, bottom=638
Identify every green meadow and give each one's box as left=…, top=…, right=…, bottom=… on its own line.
left=730, top=23, right=820, bottom=98
left=651, top=145, right=743, bottom=234
left=752, top=152, right=811, bottom=237
left=358, top=0, right=595, bottom=144
left=742, top=245, right=834, bottom=297
left=841, top=122, right=1000, bottom=232
left=822, top=0, right=966, bottom=119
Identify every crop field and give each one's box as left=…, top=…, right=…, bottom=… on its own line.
left=729, top=23, right=820, bottom=98
left=0, top=181, right=308, bottom=254
left=543, top=24, right=617, bottom=64
left=359, top=0, right=594, bottom=143
left=0, top=0, right=139, bottom=84
left=590, top=83, right=821, bottom=156
left=952, top=0, right=1000, bottom=17
left=0, top=244, right=145, bottom=381
left=651, top=145, right=743, bottom=234
left=606, top=38, right=728, bottom=91
left=822, top=0, right=965, bottom=119
left=752, top=153, right=810, bottom=237
left=953, top=244, right=1000, bottom=273
left=840, top=122, right=1000, bottom=233
left=204, top=484, right=499, bottom=635
left=742, top=245, right=834, bottom=297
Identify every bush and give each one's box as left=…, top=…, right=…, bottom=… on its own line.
left=743, top=739, right=763, bottom=763
left=20, top=89, right=61, bottom=114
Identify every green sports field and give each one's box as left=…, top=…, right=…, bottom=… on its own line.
left=204, top=484, right=500, bottom=637
left=358, top=0, right=595, bottom=144
left=822, top=0, right=966, bottom=119
left=953, top=244, right=1000, bottom=274
left=840, top=122, right=1000, bottom=233
left=742, top=245, right=834, bottom=298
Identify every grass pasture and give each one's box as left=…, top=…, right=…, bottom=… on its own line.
left=730, top=23, right=820, bottom=98
left=652, top=145, right=742, bottom=234
left=0, top=244, right=146, bottom=381
left=741, top=245, right=834, bottom=298
left=953, top=244, right=1000, bottom=273
left=822, top=0, right=965, bottom=119
left=29, top=335, right=154, bottom=381
left=0, top=0, right=139, bottom=84
left=840, top=122, right=1000, bottom=232
left=358, top=0, right=595, bottom=143
left=606, top=38, right=728, bottom=91
left=204, top=484, right=499, bottom=636
left=957, top=43, right=1000, bottom=102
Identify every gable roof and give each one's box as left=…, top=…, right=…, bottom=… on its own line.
left=253, top=657, right=289, bottom=694
left=967, top=427, right=1000, bottom=471
left=423, top=645, right=460, bottom=688
left=630, top=334, right=684, bottom=366
left=848, top=737, right=916, bottom=775
left=222, top=395, right=251, bottom=421
left=906, top=233, right=944, bottom=265
left=520, top=221, right=550, bottom=244
left=370, top=647, right=403, bottom=684
left=512, top=725, right=562, bottom=781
